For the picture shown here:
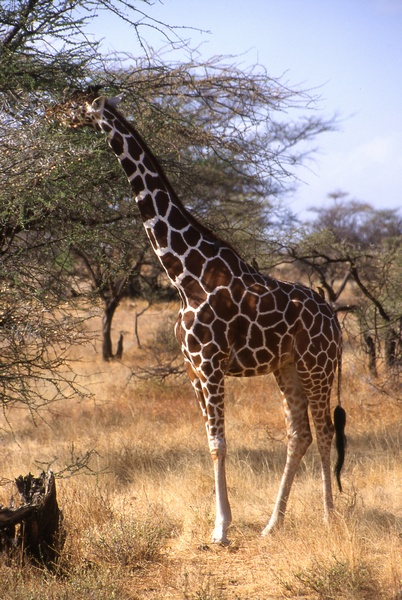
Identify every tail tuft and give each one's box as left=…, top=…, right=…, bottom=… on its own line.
left=334, top=405, right=347, bottom=492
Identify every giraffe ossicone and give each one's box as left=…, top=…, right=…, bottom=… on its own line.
left=56, top=91, right=346, bottom=544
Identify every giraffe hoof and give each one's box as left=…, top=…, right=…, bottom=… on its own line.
left=212, top=529, right=230, bottom=545
left=261, top=519, right=283, bottom=536
left=212, top=533, right=230, bottom=545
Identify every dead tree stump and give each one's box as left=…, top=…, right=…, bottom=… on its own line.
left=0, top=471, right=63, bottom=567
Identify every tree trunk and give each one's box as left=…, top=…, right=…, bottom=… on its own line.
left=101, top=276, right=128, bottom=361
left=102, top=302, right=125, bottom=361
left=102, top=302, right=116, bottom=361
left=385, top=329, right=397, bottom=368
left=115, top=333, right=123, bottom=359
left=364, top=335, right=378, bottom=377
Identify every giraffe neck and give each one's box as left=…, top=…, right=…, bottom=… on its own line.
left=97, top=102, right=244, bottom=303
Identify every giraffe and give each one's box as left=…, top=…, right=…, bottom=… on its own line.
left=55, top=90, right=346, bottom=544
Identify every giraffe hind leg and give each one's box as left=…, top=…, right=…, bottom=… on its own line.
left=262, top=365, right=312, bottom=535
left=308, top=395, right=335, bottom=522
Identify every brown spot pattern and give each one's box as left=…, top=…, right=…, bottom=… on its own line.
left=72, top=95, right=344, bottom=543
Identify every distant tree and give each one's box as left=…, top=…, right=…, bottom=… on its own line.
left=289, top=194, right=402, bottom=376
left=308, top=191, right=402, bottom=247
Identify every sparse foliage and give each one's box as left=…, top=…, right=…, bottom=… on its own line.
left=289, top=194, right=402, bottom=378
left=1, top=0, right=337, bottom=390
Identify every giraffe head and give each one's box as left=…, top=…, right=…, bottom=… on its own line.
left=48, top=88, right=123, bottom=129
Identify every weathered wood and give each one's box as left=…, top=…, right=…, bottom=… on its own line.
left=0, top=471, right=63, bottom=567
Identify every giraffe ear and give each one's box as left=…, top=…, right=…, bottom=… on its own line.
left=107, top=94, right=123, bottom=108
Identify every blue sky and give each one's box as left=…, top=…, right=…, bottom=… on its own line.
left=92, top=0, right=402, bottom=219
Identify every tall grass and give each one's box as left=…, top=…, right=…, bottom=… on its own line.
left=0, top=300, right=401, bottom=599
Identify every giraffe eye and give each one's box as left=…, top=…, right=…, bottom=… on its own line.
left=91, top=98, right=102, bottom=111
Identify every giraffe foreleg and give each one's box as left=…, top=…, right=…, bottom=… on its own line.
left=209, top=436, right=232, bottom=544
left=203, top=376, right=232, bottom=544
left=186, top=363, right=232, bottom=544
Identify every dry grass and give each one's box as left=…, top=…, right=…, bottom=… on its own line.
left=0, top=300, right=401, bottom=599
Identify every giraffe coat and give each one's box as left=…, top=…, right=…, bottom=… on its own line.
left=57, top=92, right=346, bottom=544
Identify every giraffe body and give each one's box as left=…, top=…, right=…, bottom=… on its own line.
left=59, top=92, right=345, bottom=544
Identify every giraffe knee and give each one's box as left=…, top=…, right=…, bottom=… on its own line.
left=288, top=430, right=312, bottom=455
left=210, top=448, right=219, bottom=462
left=209, top=440, right=226, bottom=462
left=301, top=431, right=313, bottom=452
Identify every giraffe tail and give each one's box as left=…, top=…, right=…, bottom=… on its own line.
left=334, top=351, right=346, bottom=492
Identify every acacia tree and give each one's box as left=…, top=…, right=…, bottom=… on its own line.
left=0, top=0, right=179, bottom=407
left=1, top=1, right=337, bottom=411
left=288, top=194, right=402, bottom=377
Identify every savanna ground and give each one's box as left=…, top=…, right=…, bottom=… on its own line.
left=1, top=300, right=401, bottom=599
